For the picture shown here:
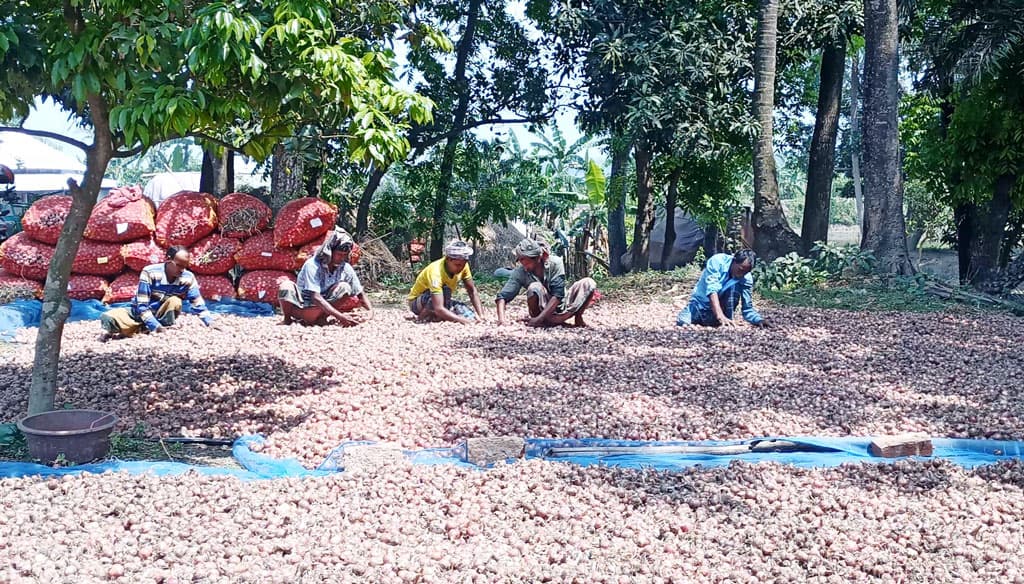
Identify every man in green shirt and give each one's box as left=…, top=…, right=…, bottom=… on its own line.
left=495, top=239, right=598, bottom=327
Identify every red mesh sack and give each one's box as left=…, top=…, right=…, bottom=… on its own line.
left=219, top=192, right=272, bottom=239
left=122, top=238, right=166, bottom=271
left=155, top=191, right=219, bottom=247
left=0, top=233, right=54, bottom=280
left=66, top=275, right=109, bottom=301
left=0, top=268, right=43, bottom=300
left=189, top=234, right=241, bottom=275
left=84, top=185, right=156, bottom=242
left=237, top=270, right=294, bottom=303
left=20, top=195, right=72, bottom=244
left=72, top=240, right=125, bottom=276
left=273, top=198, right=337, bottom=247
left=235, top=232, right=300, bottom=271
left=196, top=275, right=236, bottom=301
left=107, top=271, right=140, bottom=303
left=297, top=237, right=361, bottom=265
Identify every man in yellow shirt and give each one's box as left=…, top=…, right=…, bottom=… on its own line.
left=407, top=240, right=485, bottom=324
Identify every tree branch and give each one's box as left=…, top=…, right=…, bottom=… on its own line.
left=0, top=126, right=90, bottom=152
left=111, top=145, right=145, bottom=158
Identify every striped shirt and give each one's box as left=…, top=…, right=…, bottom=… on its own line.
left=132, top=262, right=212, bottom=331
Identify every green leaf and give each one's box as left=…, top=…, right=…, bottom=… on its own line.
left=584, top=159, right=606, bottom=206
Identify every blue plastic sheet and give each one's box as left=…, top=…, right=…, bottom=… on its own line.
left=0, top=297, right=276, bottom=340
left=2, top=435, right=1023, bottom=480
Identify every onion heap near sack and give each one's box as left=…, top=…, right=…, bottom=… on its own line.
left=237, top=270, right=294, bottom=303
left=219, top=193, right=272, bottom=239
left=196, top=275, right=236, bottom=301
left=235, top=231, right=300, bottom=272
left=0, top=233, right=54, bottom=280
left=20, top=195, right=72, bottom=245
left=121, top=238, right=166, bottom=272
left=155, top=191, right=219, bottom=247
left=0, top=268, right=43, bottom=300
left=107, top=271, right=141, bottom=303
left=66, top=275, right=109, bottom=301
left=273, top=198, right=337, bottom=247
left=72, top=240, right=125, bottom=276
left=188, top=234, right=240, bottom=275
left=84, top=185, right=155, bottom=242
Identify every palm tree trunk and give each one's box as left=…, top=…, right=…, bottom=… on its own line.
left=752, top=0, right=800, bottom=262
left=861, top=0, right=914, bottom=275
left=802, top=38, right=846, bottom=254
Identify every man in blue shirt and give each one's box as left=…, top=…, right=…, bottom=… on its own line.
left=676, top=249, right=768, bottom=328
left=99, top=246, right=216, bottom=340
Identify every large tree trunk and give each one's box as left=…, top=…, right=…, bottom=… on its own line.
left=429, top=0, right=482, bottom=261
left=28, top=96, right=114, bottom=414
left=956, top=173, right=1015, bottom=286
left=661, top=168, right=681, bottom=270
left=752, top=0, right=801, bottom=262
left=802, top=38, right=846, bottom=254
left=629, top=143, right=655, bottom=272
left=199, top=147, right=233, bottom=195
left=861, top=0, right=914, bottom=275
left=606, top=139, right=630, bottom=276
left=849, top=51, right=864, bottom=237
left=270, top=143, right=306, bottom=212
left=355, top=164, right=389, bottom=238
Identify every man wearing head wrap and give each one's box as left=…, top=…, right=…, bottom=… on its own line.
left=406, top=240, right=485, bottom=324
left=676, top=249, right=768, bottom=328
left=495, top=238, right=599, bottom=327
left=278, top=228, right=374, bottom=326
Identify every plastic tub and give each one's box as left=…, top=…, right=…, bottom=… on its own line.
left=17, top=409, right=119, bottom=464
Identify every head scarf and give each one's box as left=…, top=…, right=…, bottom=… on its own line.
left=514, top=238, right=545, bottom=258
left=444, top=240, right=474, bottom=260
left=316, top=228, right=354, bottom=263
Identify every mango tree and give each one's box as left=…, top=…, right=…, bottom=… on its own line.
left=0, top=0, right=431, bottom=414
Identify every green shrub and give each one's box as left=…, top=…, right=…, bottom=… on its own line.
left=753, top=252, right=824, bottom=291
left=809, top=242, right=876, bottom=276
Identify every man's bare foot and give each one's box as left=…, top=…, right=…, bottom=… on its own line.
left=97, top=332, right=113, bottom=343
left=573, top=315, right=589, bottom=328
left=278, top=318, right=293, bottom=325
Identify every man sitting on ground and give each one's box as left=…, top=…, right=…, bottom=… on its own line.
left=99, top=246, right=216, bottom=341
left=278, top=228, right=373, bottom=326
left=676, top=249, right=768, bottom=328
left=407, top=240, right=485, bottom=324
left=495, top=238, right=598, bottom=327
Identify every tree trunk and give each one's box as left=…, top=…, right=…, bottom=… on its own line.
left=355, top=164, right=389, bottom=238
left=752, top=0, right=801, bottom=262
left=429, top=0, right=483, bottom=261
left=802, top=38, right=846, bottom=254
left=270, top=143, right=306, bottom=211
left=861, top=0, right=914, bottom=275
left=956, top=174, right=1015, bottom=286
left=199, top=147, right=233, bottom=196
left=28, top=95, right=114, bottom=414
left=606, top=138, right=630, bottom=275
left=703, top=224, right=722, bottom=257
left=629, top=143, right=655, bottom=272
left=661, top=168, right=681, bottom=270
left=1000, top=211, right=1023, bottom=268
left=848, top=50, right=864, bottom=238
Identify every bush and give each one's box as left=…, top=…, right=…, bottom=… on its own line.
left=809, top=242, right=876, bottom=276
left=753, top=253, right=823, bottom=291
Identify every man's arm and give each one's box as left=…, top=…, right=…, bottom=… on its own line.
left=740, top=281, right=765, bottom=326
left=465, top=279, right=485, bottom=322
left=708, top=292, right=737, bottom=327
left=134, top=272, right=162, bottom=332
left=312, top=291, right=358, bottom=326
left=430, top=292, right=473, bottom=324
left=527, top=295, right=561, bottom=327
left=185, top=279, right=214, bottom=326
left=494, top=277, right=522, bottom=325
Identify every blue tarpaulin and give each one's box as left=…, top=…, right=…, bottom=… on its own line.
left=0, top=298, right=276, bottom=340
left=3, top=435, right=1020, bottom=481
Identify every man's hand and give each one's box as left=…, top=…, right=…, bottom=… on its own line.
left=752, top=320, right=770, bottom=329
left=153, top=325, right=166, bottom=334
left=496, top=318, right=507, bottom=326
left=717, top=316, right=737, bottom=328
left=527, top=316, right=545, bottom=328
